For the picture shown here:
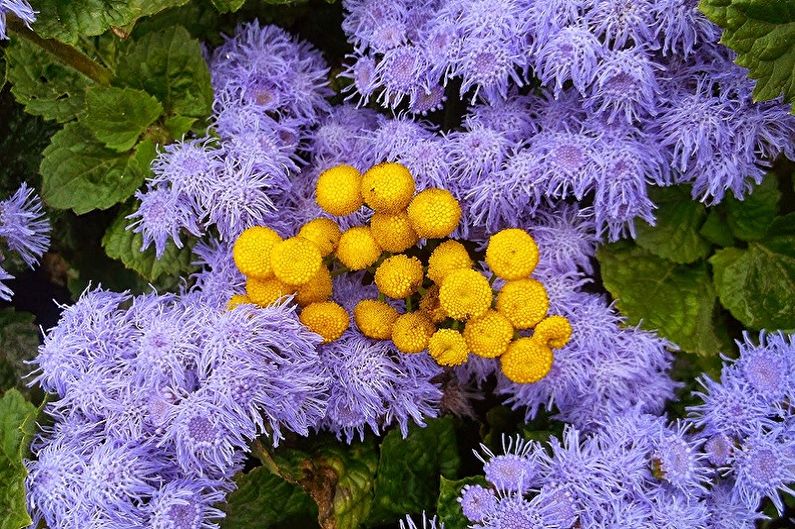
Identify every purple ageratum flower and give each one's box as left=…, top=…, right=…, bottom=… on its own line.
left=0, top=182, right=51, bottom=268
left=535, top=25, right=603, bottom=96
left=416, top=17, right=462, bottom=79
left=528, top=128, right=600, bottom=200
left=526, top=0, right=586, bottom=47
left=340, top=53, right=380, bottom=105
left=649, top=490, right=710, bottom=529
left=688, top=375, right=775, bottom=439
left=0, top=266, right=14, bottom=301
left=395, top=136, right=451, bottom=190
left=464, top=171, right=528, bottom=234
left=149, top=138, right=224, bottom=203
left=731, top=427, right=795, bottom=514
left=0, top=0, right=35, bottom=39
left=445, top=124, right=511, bottom=185
left=453, top=36, right=526, bottom=103
left=725, top=331, right=795, bottom=404
left=399, top=512, right=444, bottom=529
left=367, top=113, right=436, bottom=162
left=375, top=45, right=430, bottom=108
left=706, top=480, right=766, bottom=529
left=341, top=0, right=408, bottom=52
left=531, top=204, right=598, bottom=275
left=459, top=484, right=498, bottom=523
left=310, top=105, right=380, bottom=166
left=583, top=0, right=657, bottom=49
left=704, top=433, right=735, bottom=468
left=147, top=479, right=227, bottom=529
left=651, top=421, right=712, bottom=497
left=473, top=486, right=579, bottom=529
left=652, top=0, right=721, bottom=58
left=190, top=239, right=245, bottom=309
left=476, top=435, right=540, bottom=493
left=464, top=96, right=539, bottom=143
left=127, top=186, right=203, bottom=258
left=384, top=353, right=443, bottom=437
left=409, top=84, right=447, bottom=115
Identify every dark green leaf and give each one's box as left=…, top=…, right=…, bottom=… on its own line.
left=699, top=210, right=736, bottom=247
left=211, top=0, right=246, bottom=12
left=635, top=186, right=711, bottom=264
left=0, top=390, right=38, bottom=529
left=437, top=477, right=489, bottom=529
left=84, top=87, right=163, bottom=152
left=40, top=123, right=155, bottom=214
left=710, top=214, right=795, bottom=329
left=0, top=310, right=40, bottom=394
left=164, top=115, right=198, bottom=138
left=724, top=173, right=782, bottom=241
left=598, top=242, right=729, bottom=356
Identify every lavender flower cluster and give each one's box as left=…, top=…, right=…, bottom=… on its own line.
left=459, top=331, right=795, bottom=529
left=0, top=183, right=51, bottom=300
left=0, top=0, right=35, bottom=40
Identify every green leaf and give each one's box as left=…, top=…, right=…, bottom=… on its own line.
left=635, top=186, right=712, bottom=264
left=5, top=38, right=91, bottom=122
left=710, top=214, right=795, bottom=329
left=367, top=417, right=460, bottom=525
left=221, top=466, right=317, bottom=529
left=700, top=0, right=795, bottom=107
left=598, top=241, right=729, bottom=356
left=211, top=0, right=246, bottom=12
left=164, top=115, right=198, bottom=138
left=40, top=123, right=156, bottom=214
left=724, top=173, right=782, bottom=241
left=0, top=390, right=38, bottom=529
left=115, top=26, right=213, bottom=121
left=102, top=205, right=196, bottom=283
left=437, top=477, right=489, bottom=529
left=84, top=87, right=163, bottom=152
left=699, top=210, right=736, bottom=247
left=0, top=310, right=40, bottom=394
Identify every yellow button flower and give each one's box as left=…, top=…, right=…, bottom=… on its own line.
left=419, top=285, right=447, bottom=324
left=500, top=337, right=553, bottom=384
left=354, top=299, right=400, bottom=340
left=270, top=237, right=323, bottom=286
left=295, top=266, right=333, bottom=306
left=407, top=188, right=462, bottom=239
left=428, top=329, right=469, bottom=367
left=391, top=312, right=436, bottom=353
left=485, top=228, right=539, bottom=280
left=496, top=279, right=549, bottom=329
left=336, top=226, right=382, bottom=270
left=299, top=301, right=350, bottom=343
left=534, top=315, right=573, bottom=349
left=439, top=269, right=492, bottom=320
left=464, top=309, right=514, bottom=358
left=246, top=277, right=293, bottom=307
left=374, top=254, right=424, bottom=299
left=361, top=162, right=415, bottom=213
left=315, top=164, right=364, bottom=216
left=226, top=294, right=251, bottom=311
left=427, top=240, right=473, bottom=284
left=370, top=211, right=418, bottom=253
left=233, top=226, right=282, bottom=279
left=298, top=218, right=341, bottom=257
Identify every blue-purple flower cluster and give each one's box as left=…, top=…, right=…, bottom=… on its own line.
left=459, top=331, right=795, bottom=529
left=0, top=0, right=35, bottom=39
left=0, top=183, right=50, bottom=300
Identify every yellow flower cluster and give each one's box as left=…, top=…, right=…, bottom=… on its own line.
left=227, top=162, right=572, bottom=385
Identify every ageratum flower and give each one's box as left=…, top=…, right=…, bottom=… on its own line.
left=0, top=183, right=50, bottom=299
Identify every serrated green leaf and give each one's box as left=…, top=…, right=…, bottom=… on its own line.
left=115, top=26, right=213, bottom=121
left=710, top=213, right=795, bottom=329
left=598, top=242, right=729, bottom=356
left=0, top=310, right=40, bottom=394
left=437, top=476, right=489, bottom=529
left=5, top=38, right=91, bottom=122
left=700, top=0, right=795, bottom=107
left=164, top=115, right=198, bottom=138
left=635, top=186, right=712, bottom=264
left=699, top=209, right=736, bottom=247
left=211, top=0, right=246, bottom=12
left=40, top=123, right=155, bottom=214
left=102, top=205, right=196, bottom=283
left=367, top=417, right=460, bottom=525
left=724, top=173, right=782, bottom=241
left=84, top=87, right=163, bottom=152
left=0, top=390, right=38, bottom=529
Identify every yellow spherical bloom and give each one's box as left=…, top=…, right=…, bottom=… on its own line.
left=299, top=301, right=350, bottom=343
left=500, top=337, right=553, bottom=384
left=407, top=189, right=462, bottom=239
left=534, top=315, right=573, bottom=349
left=295, top=266, right=333, bottom=307
left=463, top=309, right=514, bottom=358
left=336, top=226, right=382, bottom=270
left=495, top=279, right=549, bottom=329
left=226, top=294, right=251, bottom=311
left=427, top=240, right=473, bottom=285
left=270, top=237, right=323, bottom=286
left=315, top=164, right=364, bottom=216
left=361, top=162, right=415, bottom=213
left=419, top=285, right=447, bottom=324
left=485, top=228, right=539, bottom=280
left=391, top=312, right=436, bottom=354
left=374, top=255, right=424, bottom=299
left=246, top=277, right=293, bottom=307
left=298, top=218, right=341, bottom=257
left=370, top=211, right=418, bottom=253
left=439, top=269, right=493, bottom=320
left=354, top=299, right=400, bottom=340
left=233, top=226, right=282, bottom=279
left=428, top=329, right=469, bottom=367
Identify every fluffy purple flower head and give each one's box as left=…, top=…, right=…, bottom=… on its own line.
left=0, top=182, right=51, bottom=268
left=652, top=0, right=720, bottom=58
left=477, top=435, right=540, bottom=493
left=127, top=186, right=202, bottom=258
left=409, top=84, right=447, bottom=115
left=459, top=484, right=498, bottom=523
left=341, top=53, right=379, bottom=105
left=706, top=481, right=766, bottom=529
left=446, top=125, right=511, bottom=185
left=586, top=47, right=661, bottom=124
left=454, top=36, right=526, bottom=103
left=727, top=331, right=795, bottom=403
left=731, top=427, right=795, bottom=514
left=147, top=479, right=227, bottom=529
left=688, top=375, right=775, bottom=439
left=464, top=96, right=539, bottom=143
left=583, top=0, right=657, bottom=49
left=149, top=138, right=224, bottom=203
left=535, top=26, right=603, bottom=96
left=0, top=0, right=35, bottom=39
left=649, top=490, right=710, bottom=529
left=651, top=421, right=712, bottom=497
left=531, top=204, right=598, bottom=274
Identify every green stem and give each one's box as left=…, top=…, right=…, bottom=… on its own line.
left=405, top=296, right=413, bottom=312
left=488, top=272, right=497, bottom=286
left=6, top=15, right=112, bottom=85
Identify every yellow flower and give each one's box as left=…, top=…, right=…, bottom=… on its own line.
left=354, top=299, right=400, bottom=340
left=298, top=218, right=341, bottom=257
left=295, top=266, right=333, bottom=306
left=427, top=240, right=472, bottom=284
left=495, top=278, right=549, bottom=329
left=370, top=211, right=418, bottom=252
left=299, top=301, right=350, bottom=343
left=315, top=164, right=364, bottom=216
left=464, top=309, right=514, bottom=358
left=485, top=228, right=539, bottom=280
left=232, top=226, right=282, bottom=279
left=500, top=337, right=553, bottom=384
left=419, top=285, right=447, bottom=324
left=246, top=277, right=293, bottom=307
left=428, top=329, right=469, bottom=367
left=391, top=312, right=436, bottom=354
left=270, top=237, right=323, bottom=286
left=439, top=269, right=492, bottom=320
left=226, top=294, right=251, bottom=311
left=374, top=254, right=424, bottom=299
left=336, top=226, right=382, bottom=270
left=533, top=315, right=573, bottom=349
left=361, top=162, right=415, bottom=213
left=407, top=188, right=462, bottom=239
